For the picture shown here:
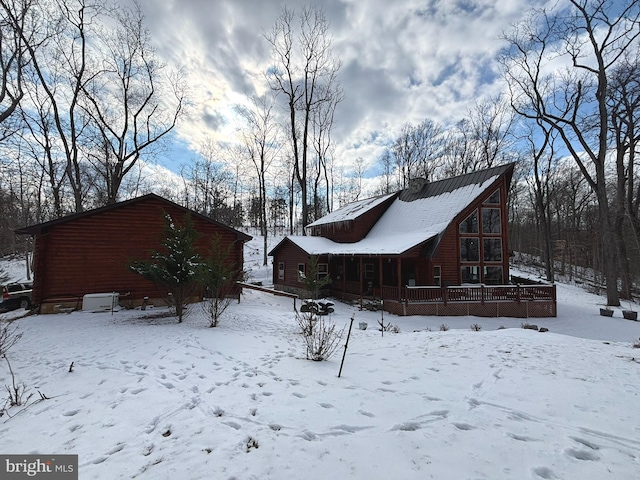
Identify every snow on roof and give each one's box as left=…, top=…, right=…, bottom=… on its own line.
left=306, top=193, right=396, bottom=228
left=290, top=175, right=499, bottom=255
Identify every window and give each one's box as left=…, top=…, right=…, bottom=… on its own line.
left=460, top=238, right=479, bottom=262
left=486, top=189, right=500, bottom=205
left=482, top=208, right=501, bottom=233
left=433, top=266, right=441, bottom=286
left=459, top=210, right=478, bottom=233
left=483, top=239, right=502, bottom=262
left=297, top=263, right=305, bottom=282
left=317, top=263, right=328, bottom=279
left=484, top=266, right=504, bottom=285
left=278, top=262, right=285, bottom=280
left=364, top=263, right=374, bottom=280
left=461, top=266, right=480, bottom=284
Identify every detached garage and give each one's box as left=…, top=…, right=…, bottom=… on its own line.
left=15, top=194, right=252, bottom=313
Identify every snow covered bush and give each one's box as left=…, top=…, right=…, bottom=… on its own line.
left=296, top=311, right=343, bottom=361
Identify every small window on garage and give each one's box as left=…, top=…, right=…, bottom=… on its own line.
left=297, top=263, right=305, bottom=282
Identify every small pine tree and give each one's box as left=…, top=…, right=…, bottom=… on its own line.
left=200, top=235, right=242, bottom=327
left=130, top=213, right=202, bottom=323
left=302, top=255, right=332, bottom=299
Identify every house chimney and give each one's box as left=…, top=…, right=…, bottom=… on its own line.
left=408, top=178, right=426, bottom=194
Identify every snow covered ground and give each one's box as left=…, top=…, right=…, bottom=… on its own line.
left=0, top=239, right=639, bottom=479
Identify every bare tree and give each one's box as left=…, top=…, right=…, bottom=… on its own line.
left=238, top=95, right=280, bottom=266
left=392, top=119, right=444, bottom=187
left=377, top=149, right=396, bottom=195
left=265, top=5, right=342, bottom=232
left=442, top=97, right=515, bottom=177
left=311, top=68, right=343, bottom=218
left=180, top=140, right=234, bottom=222
left=19, top=77, right=69, bottom=217
left=523, top=120, right=558, bottom=282
left=608, top=55, right=640, bottom=298
left=82, top=2, right=185, bottom=205
left=0, top=0, right=35, bottom=133
left=20, top=0, right=98, bottom=212
left=501, top=0, right=640, bottom=306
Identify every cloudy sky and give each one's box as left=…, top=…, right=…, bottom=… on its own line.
left=135, top=0, right=549, bottom=175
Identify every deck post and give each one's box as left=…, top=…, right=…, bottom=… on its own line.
left=397, top=258, right=402, bottom=301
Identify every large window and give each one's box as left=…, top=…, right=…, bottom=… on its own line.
left=484, top=266, right=503, bottom=285
left=483, top=239, right=502, bottom=262
left=482, top=208, right=501, bottom=233
left=458, top=194, right=505, bottom=284
left=461, top=266, right=480, bottom=284
left=460, top=238, right=479, bottom=262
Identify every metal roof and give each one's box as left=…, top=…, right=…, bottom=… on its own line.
left=398, top=163, right=515, bottom=202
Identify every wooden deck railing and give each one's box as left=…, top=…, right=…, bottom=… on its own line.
left=373, top=284, right=556, bottom=304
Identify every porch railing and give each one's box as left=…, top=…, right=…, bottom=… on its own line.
left=379, top=284, right=555, bottom=304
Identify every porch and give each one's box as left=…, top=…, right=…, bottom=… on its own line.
left=330, top=283, right=557, bottom=318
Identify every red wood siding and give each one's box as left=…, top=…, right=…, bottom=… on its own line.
left=431, top=176, right=510, bottom=286
left=31, top=197, right=246, bottom=308
left=271, top=240, right=315, bottom=291
left=313, top=196, right=395, bottom=243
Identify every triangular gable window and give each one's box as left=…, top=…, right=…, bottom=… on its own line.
left=459, top=210, right=478, bottom=234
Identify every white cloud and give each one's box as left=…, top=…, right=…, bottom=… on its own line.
left=136, top=0, right=552, bottom=174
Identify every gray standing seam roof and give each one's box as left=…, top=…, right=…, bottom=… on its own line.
left=398, top=163, right=515, bottom=202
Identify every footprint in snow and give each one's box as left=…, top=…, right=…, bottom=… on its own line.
left=570, top=436, right=599, bottom=450
left=565, top=448, right=600, bottom=461
left=106, top=444, right=125, bottom=455
left=507, top=432, right=537, bottom=442
left=452, top=422, right=476, bottom=431
left=532, top=466, right=558, bottom=479
left=392, top=422, right=421, bottom=431
left=319, top=403, right=334, bottom=409
left=222, top=421, right=242, bottom=430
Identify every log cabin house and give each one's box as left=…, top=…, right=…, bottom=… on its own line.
left=269, top=163, right=556, bottom=317
left=16, top=193, right=252, bottom=313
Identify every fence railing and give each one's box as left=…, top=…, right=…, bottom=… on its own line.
left=379, top=284, right=556, bottom=304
